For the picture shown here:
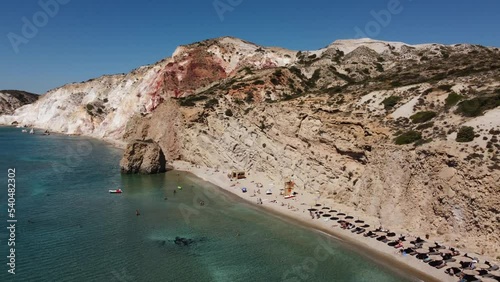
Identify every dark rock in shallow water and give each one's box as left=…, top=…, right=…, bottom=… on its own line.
left=174, top=237, right=195, bottom=246
left=120, top=140, right=167, bottom=174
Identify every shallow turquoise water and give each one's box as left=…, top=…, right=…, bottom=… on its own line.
left=0, top=127, right=415, bottom=282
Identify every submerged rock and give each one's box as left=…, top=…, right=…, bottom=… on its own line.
left=174, top=237, right=195, bottom=246
left=120, top=140, right=167, bottom=174
left=170, top=236, right=207, bottom=247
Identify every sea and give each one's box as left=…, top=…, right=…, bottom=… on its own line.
left=0, top=127, right=416, bottom=282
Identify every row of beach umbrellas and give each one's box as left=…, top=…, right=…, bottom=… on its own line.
left=310, top=204, right=500, bottom=281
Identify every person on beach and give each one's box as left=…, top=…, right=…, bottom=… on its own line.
left=173, top=190, right=176, bottom=195
left=395, top=240, right=403, bottom=249
left=136, top=209, right=140, bottom=216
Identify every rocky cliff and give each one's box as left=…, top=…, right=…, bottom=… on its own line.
left=1, top=37, right=499, bottom=257
left=0, top=90, right=38, bottom=115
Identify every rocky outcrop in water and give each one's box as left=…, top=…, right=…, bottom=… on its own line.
left=120, top=140, right=167, bottom=174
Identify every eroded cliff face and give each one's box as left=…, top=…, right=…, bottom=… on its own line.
left=124, top=96, right=499, bottom=257
left=0, top=90, right=38, bottom=115
left=1, top=37, right=499, bottom=257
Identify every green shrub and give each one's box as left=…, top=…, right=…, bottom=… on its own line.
left=179, top=95, right=208, bottom=107
left=306, top=69, right=321, bottom=87
left=245, top=94, right=254, bottom=103
left=437, top=84, right=453, bottom=92
left=395, top=131, right=422, bottom=145
left=204, top=98, right=219, bottom=109
left=445, top=92, right=463, bottom=108
left=456, top=126, right=475, bottom=142
left=224, top=109, right=233, bottom=117
left=381, top=96, right=401, bottom=110
left=242, top=67, right=254, bottom=75
left=416, top=122, right=434, bottom=130
left=86, top=104, right=94, bottom=111
left=391, top=81, right=402, bottom=87
left=455, top=95, right=500, bottom=117
left=410, top=111, right=437, bottom=123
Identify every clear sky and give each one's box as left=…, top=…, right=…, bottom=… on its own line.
left=1, top=0, right=499, bottom=94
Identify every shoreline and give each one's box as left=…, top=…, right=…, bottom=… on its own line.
left=3, top=125, right=495, bottom=281
left=173, top=160, right=459, bottom=282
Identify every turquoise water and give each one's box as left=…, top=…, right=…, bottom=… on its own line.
left=0, top=127, right=415, bottom=282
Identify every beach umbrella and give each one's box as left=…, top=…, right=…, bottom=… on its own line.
left=318, top=211, right=324, bottom=215
left=308, top=208, right=318, bottom=212
left=439, top=249, right=453, bottom=255
left=402, top=241, right=415, bottom=248
left=434, top=243, right=446, bottom=249
left=459, top=256, right=473, bottom=262
left=462, top=269, right=479, bottom=276
left=489, top=269, right=500, bottom=276
left=315, top=204, right=321, bottom=207
left=330, top=217, right=339, bottom=220
left=322, top=207, right=330, bottom=210
left=337, top=212, right=346, bottom=216
left=428, top=255, right=443, bottom=261
left=355, top=219, right=364, bottom=223
left=416, top=248, right=429, bottom=254
left=345, top=216, right=354, bottom=220
left=361, top=224, right=370, bottom=228
left=421, top=242, right=434, bottom=249
left=322, top=214, right=332, bottom=218
left=475, top=262, right=490, bottom=269
left=329, top=209, right=337, bottom=213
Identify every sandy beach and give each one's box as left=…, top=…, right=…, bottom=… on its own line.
left=173, top=160, right=500, bottom=282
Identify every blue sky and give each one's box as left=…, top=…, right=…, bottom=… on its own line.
left=1, top=0, right=499, bottom=94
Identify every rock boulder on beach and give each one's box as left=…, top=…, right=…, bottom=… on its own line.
left=120, top=140, right=167, bottom=174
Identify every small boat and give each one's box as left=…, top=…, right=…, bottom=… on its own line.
left=109, top=189, right=123, bottom=194
left=177, top=186, right=182, bottom=190
left=21, top=129, right=27, bottom=133
left=29, top=128, right=34, bottom=134
left=284, top=195, right=295, bottom=199
left=241, top=187, right=248, bottom=193
left=266, top=189, right=272, bottom=195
